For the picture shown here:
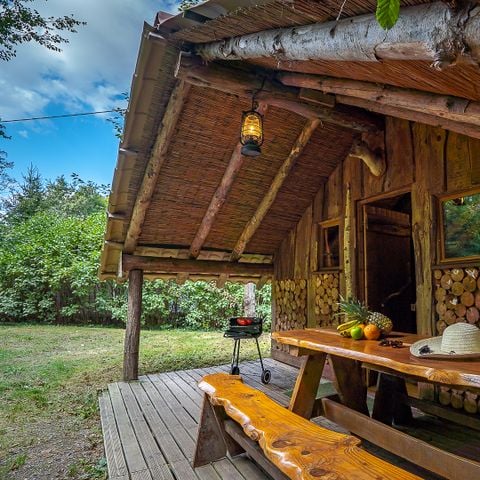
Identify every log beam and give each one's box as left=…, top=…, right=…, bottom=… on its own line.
left=122, top=254, right=274, bottom=276
left=134, top=245, right=273, bottom=263
left=338, top=96, right=480, bottom=140
left=123, top=80, right=191, bottom=253
left=279, top=72, right=480, bottom=133
left=189, top=103, right=268, bottom=259
left=195, top=2, right=480, bottom=68
left=175, top=53, right=381, bottom=133
left=231, top=118, right=320, bottom=261
left=123, top=269, right=143, bottom=381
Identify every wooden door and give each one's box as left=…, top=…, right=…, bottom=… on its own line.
left=363, top=205, right=416, bottom=333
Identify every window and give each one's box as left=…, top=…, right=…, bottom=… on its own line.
left=440, top=190, right=480, bottom=262
left=318, top=220, right=340, bottom=269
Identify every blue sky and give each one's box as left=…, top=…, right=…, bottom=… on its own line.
left=0, top=0, right=180, bottom=187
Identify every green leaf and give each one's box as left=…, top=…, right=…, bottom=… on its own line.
left=376, top=0, right=400, bottom=30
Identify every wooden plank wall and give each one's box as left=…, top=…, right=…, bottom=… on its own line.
left=272, top=118, right=480, bottom=359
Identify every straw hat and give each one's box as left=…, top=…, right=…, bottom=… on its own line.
left=410, top=323, right=480, bottom=359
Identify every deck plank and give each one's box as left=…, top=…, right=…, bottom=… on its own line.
left=108, top=383, right=153, bottom=478
left=98, top=392, right=129, bottom=479
left=116, top=382, right=174, bottom=480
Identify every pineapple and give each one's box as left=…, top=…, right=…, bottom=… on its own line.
left=336, top=296, right=393, bottom=335
left=367, top=310, right=393, bottom=335
left=336, top=296, right=369, bottom=323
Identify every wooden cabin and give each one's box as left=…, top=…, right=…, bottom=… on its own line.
left=100, top=0, right=480, bottom=419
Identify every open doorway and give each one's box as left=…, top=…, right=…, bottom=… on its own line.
left=360, top=192, right=417, bottom=333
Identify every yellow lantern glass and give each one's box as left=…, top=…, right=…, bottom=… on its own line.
left=240, top=109, right=264, bottom=157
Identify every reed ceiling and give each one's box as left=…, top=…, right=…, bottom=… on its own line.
left=100, top=0, right=479, bottom=282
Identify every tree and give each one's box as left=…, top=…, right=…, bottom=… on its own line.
left=0, top=0, right=85, bottom=61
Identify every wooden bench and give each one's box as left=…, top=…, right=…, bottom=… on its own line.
left=193, top=373, right=421, bottom=480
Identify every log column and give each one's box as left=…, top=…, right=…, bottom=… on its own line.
left=123, top=269, right=143, bottom=381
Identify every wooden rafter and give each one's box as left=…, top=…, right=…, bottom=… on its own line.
left=123, top=80, right=191, bottom=253
left=189, top=103, right=268, bottom=259
left=278, top=72, right=480, bottom=138
left=175, top=53, right=381, bottom=133
left=195, top=3, right=480, bottom=68
left=121, top=255, right=274, bottom=276
left=230, top=118, right=321, bottom=261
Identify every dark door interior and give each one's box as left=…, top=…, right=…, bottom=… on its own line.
left=362, top=193, right=417, bottom=333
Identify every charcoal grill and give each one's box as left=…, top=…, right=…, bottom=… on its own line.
left=224, top=316, right=271, bottom=384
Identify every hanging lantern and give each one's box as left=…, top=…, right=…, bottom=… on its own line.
left=240, top=103, right=264, bottom=157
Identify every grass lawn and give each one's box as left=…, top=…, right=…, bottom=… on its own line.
left=0, top=323, right=270, bottom=480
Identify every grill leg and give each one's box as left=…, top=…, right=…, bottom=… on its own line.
left=231, top=339, right=241, bottom=375
left=255, top=337, right=271, bottom=384
left=255, top=337, right=265, bottom=373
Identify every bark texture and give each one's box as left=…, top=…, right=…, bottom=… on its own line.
left=195, top=3, right=480, bottom=69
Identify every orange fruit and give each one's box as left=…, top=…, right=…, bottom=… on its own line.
left=364, top=324, right=381, bottom=340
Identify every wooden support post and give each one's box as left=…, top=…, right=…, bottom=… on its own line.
left=329, top=355, right=369, bottom=415
left=123, top=269, right=143, bottom=381
left=231, top=118, right=321, bottom=261
left=194, top=394, right=228, bottom=467
left=372, top=374, right=413, bottom=426
left=289, top=353, right=326, bottom=419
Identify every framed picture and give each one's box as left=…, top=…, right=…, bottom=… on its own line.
left=439, top=190, right=480, bottom=262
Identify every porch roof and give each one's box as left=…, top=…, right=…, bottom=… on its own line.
left=100, top=0, right=480, bottom=283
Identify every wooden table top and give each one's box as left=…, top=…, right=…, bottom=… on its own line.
left=272, top=328, right=480, bottom=392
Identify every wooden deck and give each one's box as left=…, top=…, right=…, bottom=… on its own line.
left=99, top=358, right=297, bottom=480
left=100, top=358, right=480, bottom=480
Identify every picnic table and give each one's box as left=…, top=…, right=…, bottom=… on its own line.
left=272, top=327, right=480, bottom=479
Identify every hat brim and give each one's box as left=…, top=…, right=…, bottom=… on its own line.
left=410, top=336, right=480, bottom=360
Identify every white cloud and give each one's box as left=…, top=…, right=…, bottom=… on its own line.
left=18, top=130, right=29, bottom=138
left=0, top=0, right=180, bottom=123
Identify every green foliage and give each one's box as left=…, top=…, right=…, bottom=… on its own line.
left=0, top=0, right=85, bottom=62
left=376, top=0, right=400, bottom=30
left=0, top=168, right=271, bottom=328
left=178, top=0, right=201, bottom=12
left=443, top=194, right=480, bottom=259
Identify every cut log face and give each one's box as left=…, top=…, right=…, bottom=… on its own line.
left=274, top=279, right=308, bottom=332
left=433, top=266, right=480, bottom=415
left=312, top=273, right=340, bottom=327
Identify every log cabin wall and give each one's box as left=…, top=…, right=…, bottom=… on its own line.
left=272, top=117, right=480, bottom=362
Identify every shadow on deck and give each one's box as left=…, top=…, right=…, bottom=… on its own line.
left=100, top=358, right=480, bottom=480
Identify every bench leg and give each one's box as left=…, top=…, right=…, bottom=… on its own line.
left=289, top=353, right=326, bottom=419
left=193, top=394, right=245, bottom=467
left=194, top=394, right=228, bottom=467
left=372, top=373, right=413, bottom=426
left=329, top=355, right=369, bottom=415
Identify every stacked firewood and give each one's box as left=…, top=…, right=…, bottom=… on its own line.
left=313, top=272, right=340, bottom=326
left=274, top=279, right=307, bottom=331
left=434, top=267, right=480, bottom=334
left=438, top=387, right=479, bottom=415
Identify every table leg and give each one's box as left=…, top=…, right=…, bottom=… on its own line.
left=372, top=373, right=413, bottom=425
left=289, top=353, right=326, bottom=419
left=329, top=355, right=369, bottom=415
